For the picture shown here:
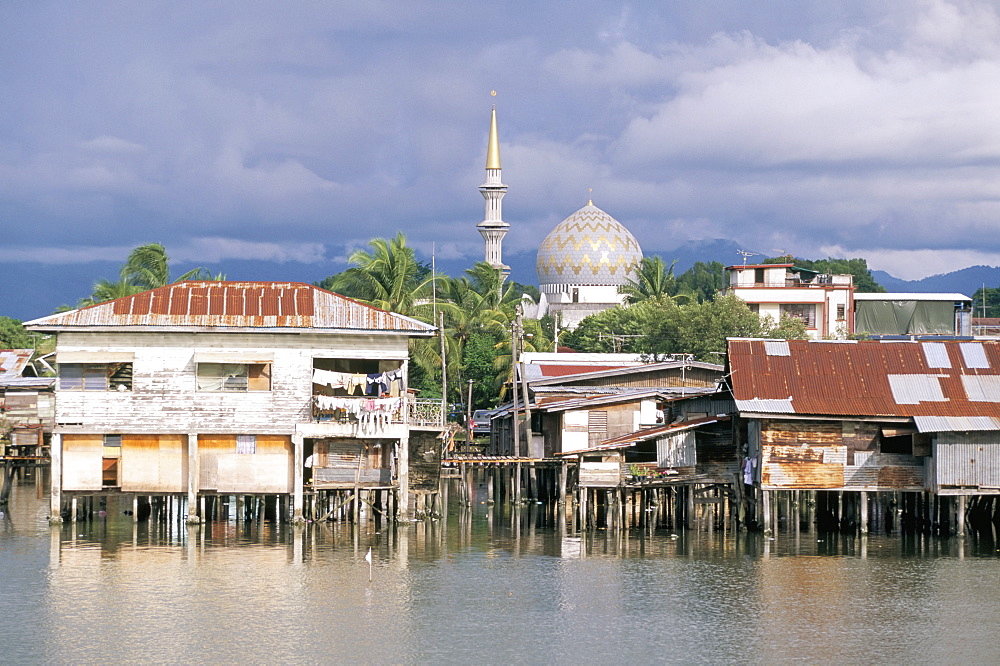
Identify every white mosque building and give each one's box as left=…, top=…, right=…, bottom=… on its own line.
left=474, top=107, right=643, bottom=330
left=534, top=201, right=643, bottom=330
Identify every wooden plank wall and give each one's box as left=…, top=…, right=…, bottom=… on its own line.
left=209, top=435, right=292, bottom=494
left=62, top=434, right=103, bottom=490
left=121, top=434, right=187, bottom=493
left=53, top=331, right=410, bottom=434
left=761, top=419, right=925, bottom=490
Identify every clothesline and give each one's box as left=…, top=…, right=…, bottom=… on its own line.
left=313, top=396, right=403, bottom=433
left=312, top=368, right=404, bottom=397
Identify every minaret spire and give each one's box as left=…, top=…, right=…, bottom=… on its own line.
left=477, top=95, right=510, bottom=277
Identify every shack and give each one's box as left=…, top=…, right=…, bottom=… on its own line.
left=728, top=338, right=1000, bottom=534
left=26, top=281, right=441, bottom=523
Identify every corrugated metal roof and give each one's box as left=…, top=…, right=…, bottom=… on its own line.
left=529, top=359, right=723, bottom=385
left=914, top=416, right=1000, bottom=432
left=728, top=338, right=1000, bottom=420
left=922, top=342, right=951, bottom=369
left=733, top=398, right=795, bottom=413
left=764, top=340, right=790, bottom=357
left=596, top=415, right=730, bottom=448
left=960, top=342, right=990, bottom=369
left=887, top=374, right=946, bottom=404
left=961, top=375, right=1000, bottom=402
left=24, top=282, right=436, bottom=335
left=0, top=349, right=33, bottom=379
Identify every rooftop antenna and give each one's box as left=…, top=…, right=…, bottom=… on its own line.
left=737, top=249, right=759, bottom=266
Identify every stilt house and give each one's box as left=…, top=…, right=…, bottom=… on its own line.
left=25, top=281, right=439, bottom=522
left=727, top=338, right=1000, bottom=498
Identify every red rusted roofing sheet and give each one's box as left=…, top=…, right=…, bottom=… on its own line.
left=25, top=282, right=436, bottom=334
left=0, top=349, right=34, bottom=379
left=729, top=338, right=1000, bottom=418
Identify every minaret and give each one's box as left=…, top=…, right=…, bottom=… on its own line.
left=477, top=106, right=510, bottom=277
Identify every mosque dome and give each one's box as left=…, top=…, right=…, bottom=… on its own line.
left=536, top=203, right=643, bottom=288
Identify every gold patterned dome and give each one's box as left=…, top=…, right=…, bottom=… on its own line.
left=536, top=203, right=643, bottom=287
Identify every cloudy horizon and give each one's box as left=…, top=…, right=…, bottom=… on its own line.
left=4, top=1, right=1000, bottom=318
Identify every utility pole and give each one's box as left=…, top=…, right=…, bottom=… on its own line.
left=516, top=309, right=533, bottom=458
left=466, top=379, right=474, bottom=451
left=510, top=319, right=520, bottom=457
left=439, top=311, right=447, bottom=426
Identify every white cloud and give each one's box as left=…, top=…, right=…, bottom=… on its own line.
left=171, top=238, right=328, bottom=264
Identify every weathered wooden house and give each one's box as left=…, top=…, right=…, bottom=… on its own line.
left=25, top=281, right=440, bottom=523
left=491, top=358, right=725, bottom=457
left=728, top=338, right=1000, bottom=532
left=0, top=349, right=55, bottom=457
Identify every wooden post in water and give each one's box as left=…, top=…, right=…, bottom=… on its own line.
left=958, top=495, right=966, bottom=537
left=860, top=491, right=869, bottom=535
left=762, top=490, right=771, bottom=536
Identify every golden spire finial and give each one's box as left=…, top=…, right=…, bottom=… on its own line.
left=587, top=188, right=593, bottom=206
left=486, top=95, right=501, bottom=170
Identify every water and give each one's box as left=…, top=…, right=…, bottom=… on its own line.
left=2, top=477, right=999, bottom=664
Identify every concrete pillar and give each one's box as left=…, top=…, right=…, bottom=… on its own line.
left=292, top=432, right=305, bottom=523
left=49, top=433, right=63, bottom=521
left=186, top=433, right=201, bottom=524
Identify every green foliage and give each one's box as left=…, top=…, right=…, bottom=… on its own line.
left=971, top=286, right=1000, bottom=318
left=620, top=256, right=677, bottom=305
left=462, top=333, right=500, bottom=409
left=78, top=243, right=217, bottom=307
left=325, top=232, right=429, bottom=317
left=0, top=317, right=33, bottom=349
left=764, top=256, right=885, bottom=293
left=562, top=293, right=807, bottom=361
left=675, top=261, right=727, bottom=303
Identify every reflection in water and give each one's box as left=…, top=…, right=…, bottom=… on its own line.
left=1, top=476, right=998, bottom=664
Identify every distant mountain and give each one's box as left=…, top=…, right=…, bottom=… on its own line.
left=871, top=265, right=1000, bottom=297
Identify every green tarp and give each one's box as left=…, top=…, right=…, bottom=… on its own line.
left=855, top=300, right=955, bottom=335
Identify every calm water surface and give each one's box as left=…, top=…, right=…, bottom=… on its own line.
left=2, top=476, right=999, bottom=665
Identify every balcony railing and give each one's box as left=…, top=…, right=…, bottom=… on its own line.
left=408, top=398, right=445, bottom=427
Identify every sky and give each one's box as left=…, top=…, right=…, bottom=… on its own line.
left=4, top=1, right=1000, bottom=320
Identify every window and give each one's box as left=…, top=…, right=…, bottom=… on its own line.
left=197, top=363, right=271, bottom=392
left=754, top=268, right=765, bottom=285
left=748, top=303, right=760, bottom=314
left=836, top=304, right=846, bottom=320
left=780, top=303, right=817, bottom=328
left=59, top=363, right=133, bottom=391
left=236, top=434, right=256, bottom=454
left=588, top=410, right=608, bottom=434
left=102, top=435, right=121, bottom=487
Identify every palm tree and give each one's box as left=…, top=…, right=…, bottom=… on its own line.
left=79, top=242, right=220, bottom=306
left=329, top=233, right=430, bottom=317
left=620, top=256, right=678, bottom=305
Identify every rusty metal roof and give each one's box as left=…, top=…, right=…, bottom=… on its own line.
left=595, top=415, right=730, bottom=449
left=0, top=350, right=33, bottom=379
left=24, top=282, right=437, bottom=335
left=728, top=338, right=1000, bottom=420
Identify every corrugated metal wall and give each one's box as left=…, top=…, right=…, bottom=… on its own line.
left=935, top=433, right=1000, bottom=488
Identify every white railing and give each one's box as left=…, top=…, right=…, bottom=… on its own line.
left=408, top=398, right=445, bottom=427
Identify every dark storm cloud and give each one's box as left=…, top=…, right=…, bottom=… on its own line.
left=2, top=0, right=1000, bottom=284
